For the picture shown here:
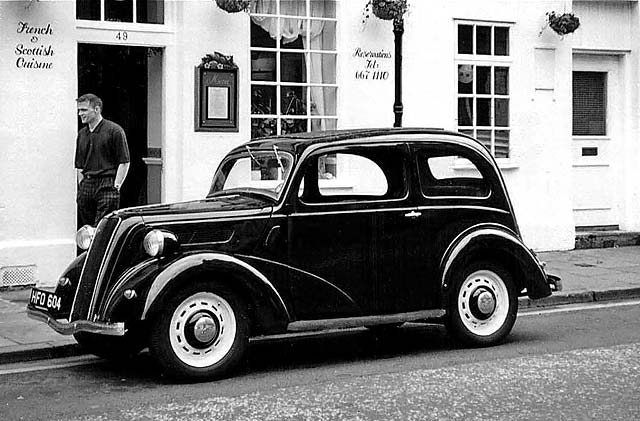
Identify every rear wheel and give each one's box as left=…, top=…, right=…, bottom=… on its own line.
left=447, top=261, right=517, bottom=346
left=149, top=282, right=249, bottom=381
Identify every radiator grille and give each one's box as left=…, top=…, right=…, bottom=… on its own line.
left=0, top=265, right=36, bottom=287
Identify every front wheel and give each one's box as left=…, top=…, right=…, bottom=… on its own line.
left=149, top=282, right=249, bottom=381
left=447, top=261, right=517, bottom=347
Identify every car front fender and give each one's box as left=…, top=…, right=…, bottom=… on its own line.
left=140, top=253, right=291, bottom=330
left=440, top=223, right=551, bottom=304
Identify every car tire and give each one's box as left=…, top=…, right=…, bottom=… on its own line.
left=74, top=330, right=146, bottom=361
left=447, top=261, right=517, bottom=347
left=149, top=281, right=249, bottom=381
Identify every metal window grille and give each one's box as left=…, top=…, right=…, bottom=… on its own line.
left=573, top=71, right=606, bottom=136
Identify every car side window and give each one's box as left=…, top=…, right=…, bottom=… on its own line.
left=299, top=146, right=407, bottom=203
left=417, top=146, right=490, bottom=198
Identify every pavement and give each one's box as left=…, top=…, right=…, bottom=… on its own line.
left=1, top=246, right=639, bottom=365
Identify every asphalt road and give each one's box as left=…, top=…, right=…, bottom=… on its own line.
left=1, top=301, right=640, bottom=420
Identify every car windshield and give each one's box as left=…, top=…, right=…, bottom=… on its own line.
left=208, top=146, right=294, bottom=201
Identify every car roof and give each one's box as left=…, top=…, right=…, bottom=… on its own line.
left=230, top=127, right=487, bottom=157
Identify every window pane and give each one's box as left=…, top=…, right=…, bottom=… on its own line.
left=251, top=51, right=276, bottom=81
left=281, top=117, right=308, bottom=134
left=495, top=99, right=509, bottom=127
left=281, top=52, right=306, bottom=82
left=476, top=26, right=491, bottom=55
left=310, top=86, right=337, bottom=116
left=281, top=19, right=304, bottom=48
left=281, top=0, right=306, bottom=16
left=105, top=0, right=133, bottom=22
left=311, top=118, right=337, bottom=132
left=495, top=67, right=509, bottom=95
left=476, top=66, right=491, bottom=94
left=477, top=130, right=492, bottom=152
left=251, top=118, right=277, bottom=139
left=495, top=27, right=509, bottom=56
left=458, top=65, right=473, bottom=94
left=458, top=25, right=473, bottom=54
left=251, top=21, right=276, bottom=48
left=421, top=154, right=488, bottom=197
left=309, top=53, right=336, bottom=83
left=458, top=98, right=474, bottom=126
left=476, top=98, right=491, bottom=126
left=251, top=86, right=277, bottom=114
left=459, top=129, right=474, bottom=138
left=312, top=20, right=336, bottom=50
left=318, top=153, right=390, bottom=197
left=137, top=0, right=164, bottom=24
left=77, top=0, right=100, bottom=20
left=281, top=86, right=307, bottom=115
left=495, top=130, right=510, bottom=158
left=311, top=0, right=336, bottom=18
left=573, top=71, right=606, bottom=136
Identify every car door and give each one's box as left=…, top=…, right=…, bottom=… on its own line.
left=408, top=141, right=511, bottom=308
left=286, top=142, right=417, bottom=318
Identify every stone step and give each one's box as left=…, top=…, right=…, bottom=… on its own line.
left=575, top=230, right=640, bottom=249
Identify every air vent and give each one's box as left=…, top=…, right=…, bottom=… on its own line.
left=0, top=265, right=36, bottom=288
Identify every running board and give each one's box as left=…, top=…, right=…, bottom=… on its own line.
left=287, top=309, right=446, bottom=332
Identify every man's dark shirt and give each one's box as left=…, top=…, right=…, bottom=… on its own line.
left=75, top=118, right=130, bottom=177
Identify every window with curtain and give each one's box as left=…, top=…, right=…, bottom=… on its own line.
left=572, top=71, right=606, bottom=136
left=456, top=22, right=510, bottom=158
left=76, top=0, right=164, bottom=24
left=250, top=0, right=338, bottom=141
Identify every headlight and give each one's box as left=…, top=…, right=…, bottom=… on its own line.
left=144, top=229, right=177, bottom=257
left=76, top=225, right=96, bottom=250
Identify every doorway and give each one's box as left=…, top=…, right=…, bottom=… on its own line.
left=77, top=43, right=162, bottom=212
left=571, top=54, right=623, bottom=229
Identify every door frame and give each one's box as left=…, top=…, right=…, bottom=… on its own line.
left=571, top=52, right=626, bottom=229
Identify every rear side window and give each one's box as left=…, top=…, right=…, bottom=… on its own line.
left=417, top=147, right=490, bottom=198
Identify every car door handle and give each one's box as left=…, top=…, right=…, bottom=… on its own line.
left=404, top=210, right=422, bottom=218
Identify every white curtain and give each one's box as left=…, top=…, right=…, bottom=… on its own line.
left=251, top=0, right=335, bottom=130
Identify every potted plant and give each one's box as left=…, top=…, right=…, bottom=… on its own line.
left=546, top=11, right=580, bottom=35
left=214, top=0, right=251, bottom=13
left=364, top=0, right=408, bottom=21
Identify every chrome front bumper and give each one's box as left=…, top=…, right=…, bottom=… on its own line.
left=27, top=307, right=126, bottom=336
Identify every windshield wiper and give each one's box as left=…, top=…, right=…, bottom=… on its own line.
left=273, top=145, right=284, bottom=177
left=246, top=145, right=261, bottom=167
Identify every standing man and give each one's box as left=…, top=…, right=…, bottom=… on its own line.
left=75, top=93, right=130, bottom=227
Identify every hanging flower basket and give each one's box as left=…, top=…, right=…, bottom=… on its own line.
left=547, top=11, right=580, bottom=35
left=370, top=0, right=408, bottom=21
left=215, top=0, right=251, bottom=13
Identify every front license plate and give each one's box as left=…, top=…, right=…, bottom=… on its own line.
left=29, top=288, right=64, bottom=316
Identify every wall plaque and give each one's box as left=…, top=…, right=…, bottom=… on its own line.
left=195, top=52, right=238, bottom=132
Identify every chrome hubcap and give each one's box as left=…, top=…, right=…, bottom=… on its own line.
left=470, top=288, right=496, bottom=319
left=185, top=312, right=219, bottom=347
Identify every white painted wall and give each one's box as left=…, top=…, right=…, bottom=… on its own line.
left=0, top=1, right=77, bottom=287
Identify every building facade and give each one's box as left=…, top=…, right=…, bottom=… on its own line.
left=1, top=0, right=639, bottom=287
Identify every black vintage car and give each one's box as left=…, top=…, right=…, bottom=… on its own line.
left=28, top=128, right=560, bottom=381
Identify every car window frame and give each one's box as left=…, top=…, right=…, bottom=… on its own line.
left=292, top=142, right=412, bottom=210
left=412, top=142, right=494, bottom=201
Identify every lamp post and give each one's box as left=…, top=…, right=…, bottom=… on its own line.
left=393, top=15, right=404, bottom=127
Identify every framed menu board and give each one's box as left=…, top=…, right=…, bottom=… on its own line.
left=195, top=53, right=238, bottom=132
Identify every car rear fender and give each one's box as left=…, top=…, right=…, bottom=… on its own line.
left=440, top=223, right=551, bottom=305
left=140, top=253, right=291, bottom=332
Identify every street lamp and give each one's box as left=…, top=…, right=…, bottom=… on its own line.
left=393, top=15, right=404, bottom=127
left=368, top=0, right=408, bottom=127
